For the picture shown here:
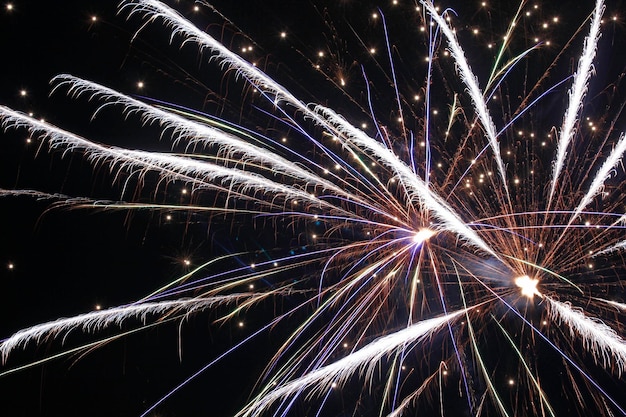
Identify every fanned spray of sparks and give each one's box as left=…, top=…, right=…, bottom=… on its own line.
left=1, top=1, right=626, bottom=416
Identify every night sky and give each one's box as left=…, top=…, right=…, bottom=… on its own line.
left=1, top=1, right=626, bottom=416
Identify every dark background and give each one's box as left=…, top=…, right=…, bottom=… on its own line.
left=1, top=1, right=626, bottom=416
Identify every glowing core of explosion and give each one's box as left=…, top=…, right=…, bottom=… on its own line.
left=515, top=275, right=541, bottom=299
left=412, top=228, right=436, bottom=245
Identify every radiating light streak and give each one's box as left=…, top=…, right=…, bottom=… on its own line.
left=547, top=297, right=626, bottom=376
left=549, top=0, right=605, bottom=207
left=236, top=310, right=467, bottom=417
left=0, top=297, right=247, bottom=363
left=571, top=132, right=626, bottom=220
left=421, top=0, right=510, bottom=203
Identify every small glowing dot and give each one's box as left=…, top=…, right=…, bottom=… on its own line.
left=181, top=189, right=188, bottom=194
left=343, top=342, right=348, bottom=348
left=372, top=12, right=379, bottom=19
left=331, top=382, right=337, bottom=388
left=91, top=15, right=97, bottom=22
left=318, top=51, right=324, bottom=57
left=95, top=304, right=102, bottom=310
left=19, top=89, right=27, bottom=97
left=542, top=320, right=548, bottom=325
left=280, top=31, right=287, bottom=38
left=193, top=5, right=200, bottom=12
left=6, top=3, right=13, bottom=11
left=137, top=81, right=144, bottom=89
left=508, top=379, right=515, bottom=386
left=183, top=259, right=191, bottom=266
left=369, top=47, right=376, bottom=54
left=165, top=214, right=172, bottom=221
left=249, top=284, right=254, bottom=289
left=361, top=123, right=368, bottom=129
left=281, top=137, right=287, bottom=143
left=238, top=321, right=244, bottom=327
left=7, top=263, right=14, bottom=270
left=273, top=262, right=278, bottom=267
left=432, top=109, right=438, bottom=115
left=250, top=263, right=256, bottom=269
left=442, top=370, right=448, bottom=375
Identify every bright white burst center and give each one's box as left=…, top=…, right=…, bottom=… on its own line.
left=413, top=228, right=436, bottom=245
left=515, top=275, right=540, bottom=298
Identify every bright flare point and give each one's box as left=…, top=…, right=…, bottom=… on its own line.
left=515, top=275, right=541, bottom=299
left=413, top=228, right=436, bottom=244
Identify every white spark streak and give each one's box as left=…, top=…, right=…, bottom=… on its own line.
left=592, top=298, right=626, bottom=311
left=549, top=0, right=604, bottom=206
left=0, top=297, right=247, bottom=363
left=236, top=309, right=466, bottom=417
left=120, top=0, right=308, bottom=113
left=594, top=240, right=626, bottom=256
left=421, top=0, right=509, bottom=200
left=547, top=297, right=626, bottom=376
left=572, top=132, right=626, bottom=219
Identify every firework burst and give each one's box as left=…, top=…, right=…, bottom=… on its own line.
left=1, top=0, right=626, bottom=416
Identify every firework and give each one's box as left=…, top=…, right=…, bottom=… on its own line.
left=1, top=1, right=626, bottom=416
